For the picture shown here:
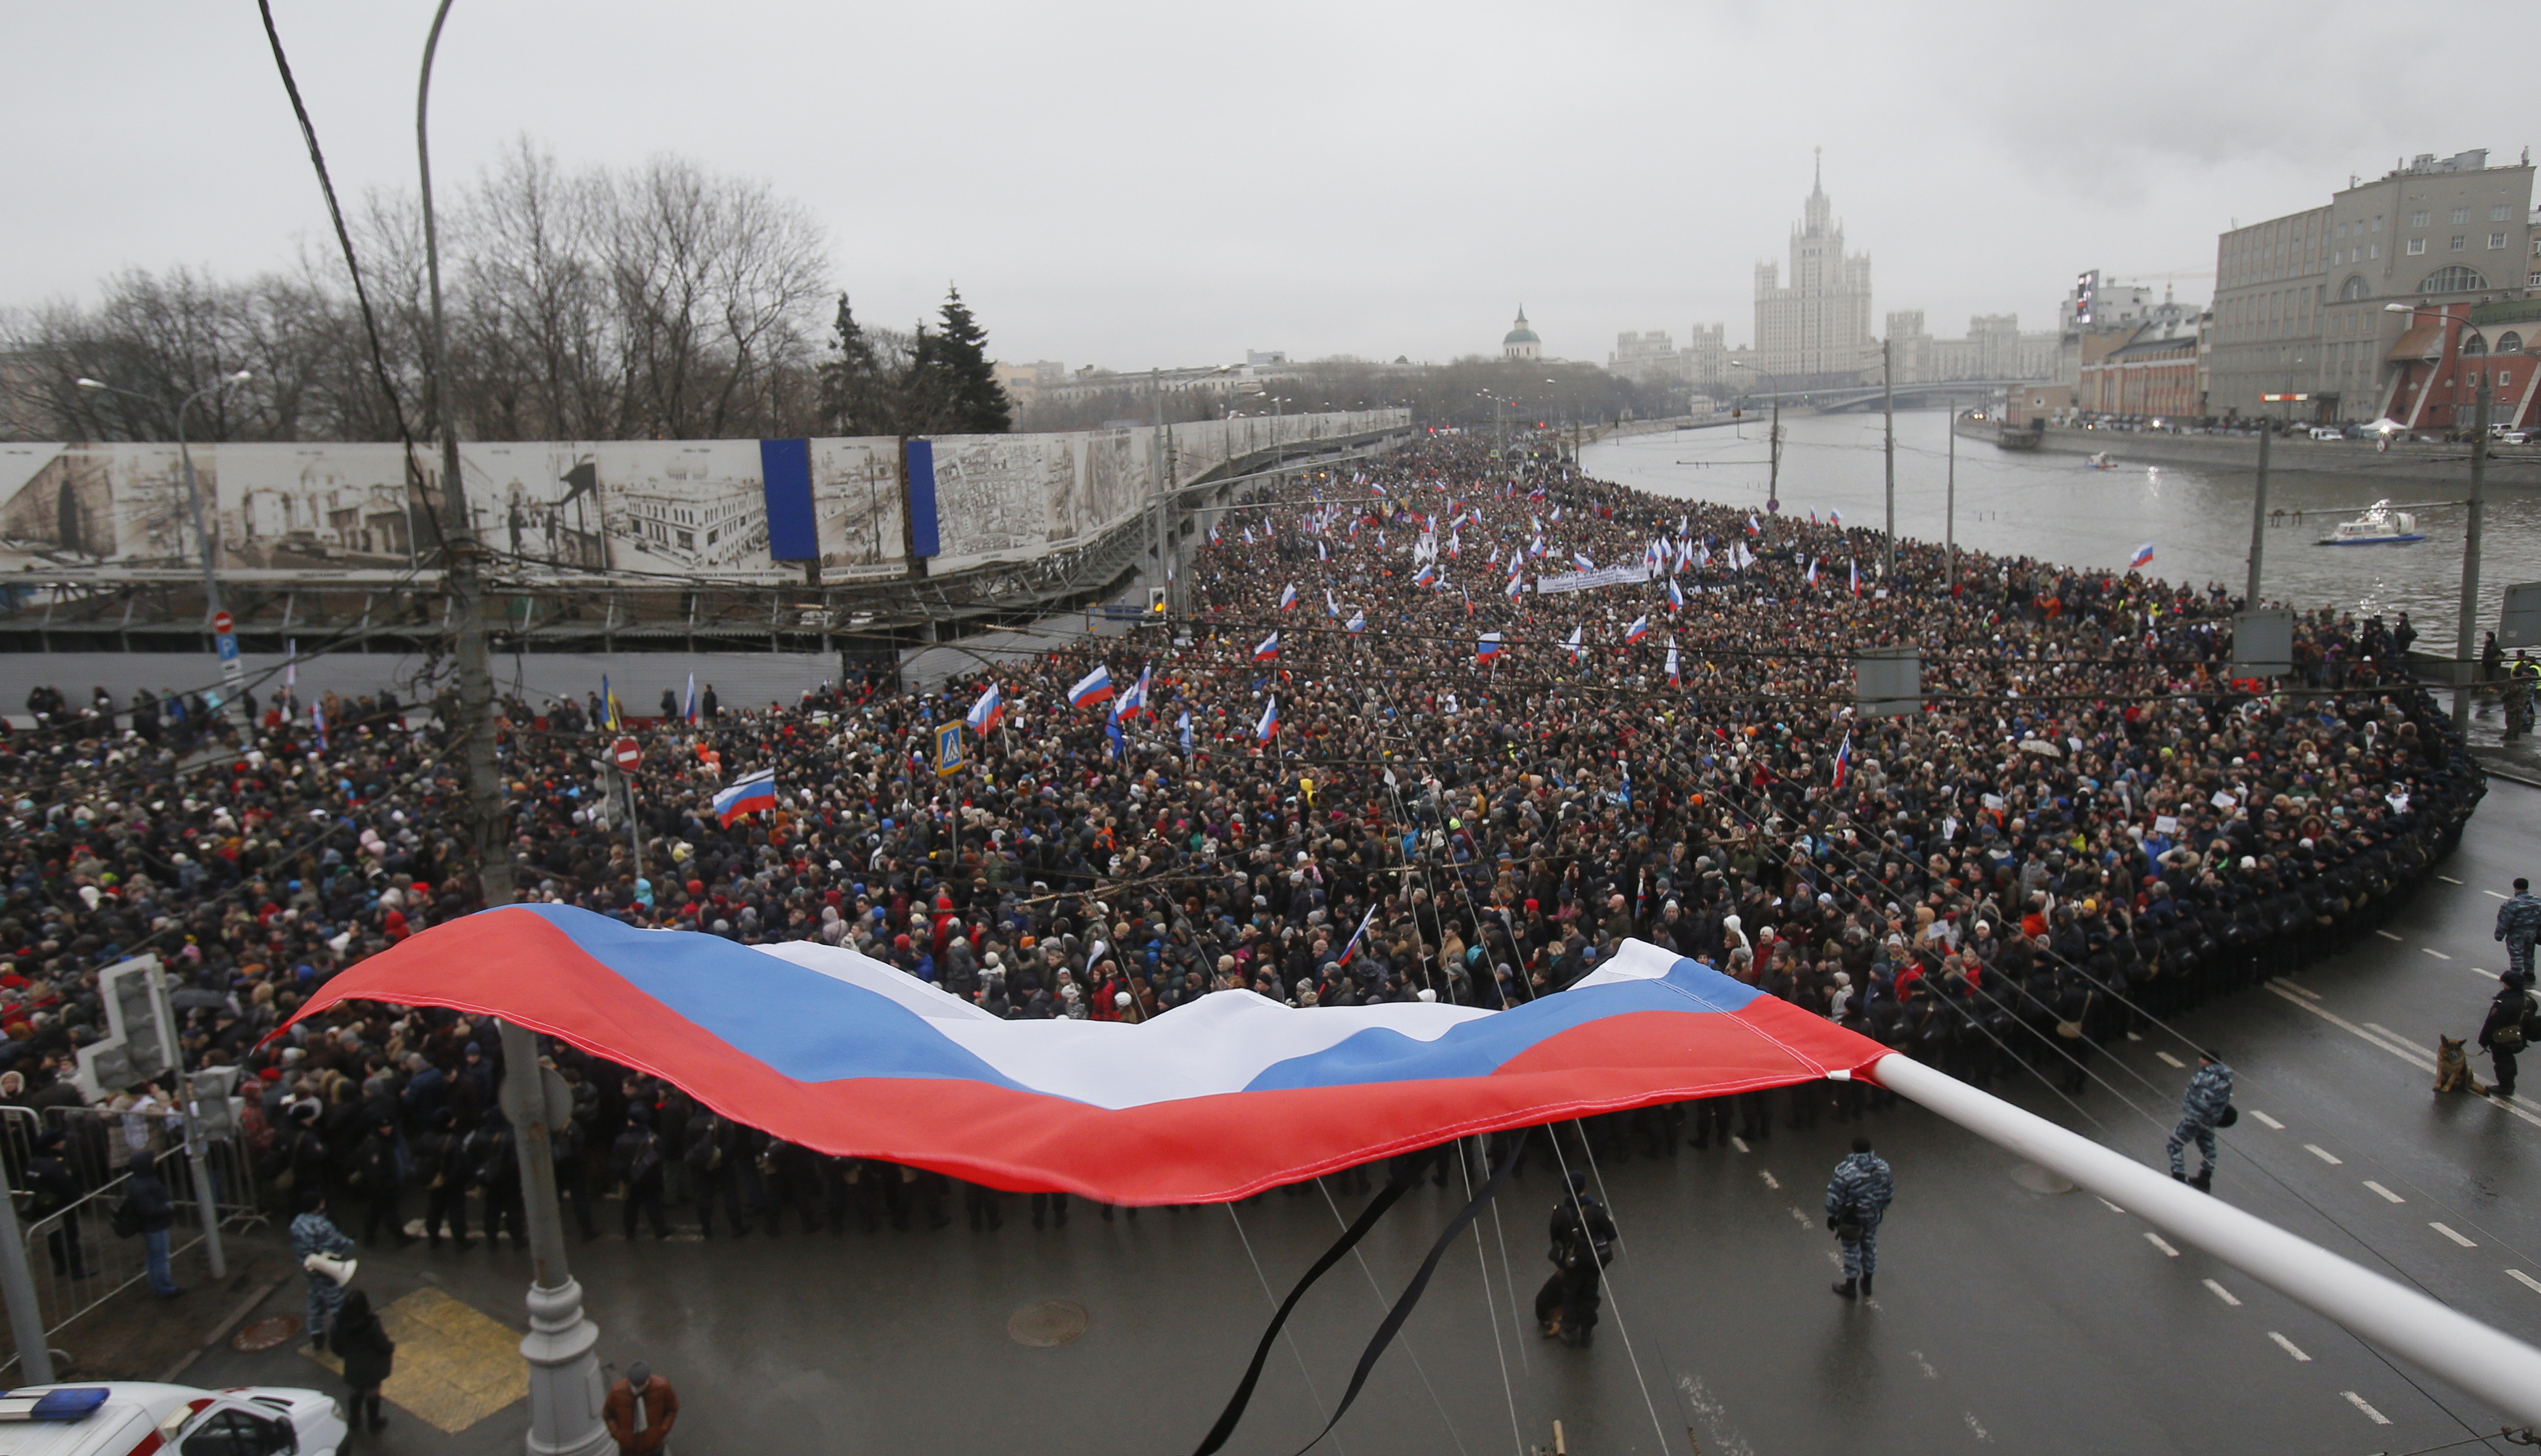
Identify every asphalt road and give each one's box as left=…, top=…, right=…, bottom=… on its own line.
left=179, top=780, right=2541, bottom=1456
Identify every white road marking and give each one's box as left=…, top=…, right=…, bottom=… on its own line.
left=2485, top=888, right=2509, bottom=899
left=2097, top=1197, right=2126, bottom=1214
left=1789, top=1206, right=1816, bottom=1230
left=2508, top=1269, right=2541, bottom=1296
left=2126, top=1031, right=2144, bottom=1042
left=2202, top=1278, right=2242, bottom=1306
left=1759, top=1169, right=1779, bottom=1190
left=2268, top=1331, right=2312, bottom=1362
left=2282, top=980, right=2322, bottom=1000
left=2377, top=929, right=2405, bottom=941
left=2362, top=1023, right=2434, bottom=1055
left=2423, top=947, right=2453, bottom=961
left=1729, top=1135, right=1751, bottom=1153
left=2155, top=1050, right=2186, bottom=1068
left=2431, top=1222, right=2477, bottom=1248
left=1910, top=1349, right=1938, bottom=1380
left=2343, top=1391, right=2392, bottom=1426
left=2145, top=1232, right=2179, bottom=1257
left=2439, top=874, right=2465, bottom=885
left=2304, top=1144, right=2344, bottom=1165
left=1962, top=1410, right=1991, bottom=1442
left=2264, top=981, right=2541, bottom=1128
left=2364, top=1181, right=2406, bottom=1203
left=2248, top=1110, right=2285, bottom=1129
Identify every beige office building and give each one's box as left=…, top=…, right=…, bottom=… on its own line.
left=2208, top=148, right=2534, bottom=422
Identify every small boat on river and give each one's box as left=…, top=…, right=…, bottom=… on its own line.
left=2317, top=500, right=2425, bottom=546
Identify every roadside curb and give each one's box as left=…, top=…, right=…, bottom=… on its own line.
left=2471, top=753, right=2541, bottom=790
left=156, top=1276, right=290, bottom=1384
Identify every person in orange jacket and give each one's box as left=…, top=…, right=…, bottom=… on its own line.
left=603, top=1361, right=679, bottom=1455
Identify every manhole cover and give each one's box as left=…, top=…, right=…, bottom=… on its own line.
left=232, top=1315, right=305, bottom=1352
left=1007, top=1299, right=1090, bottom=1347
left=2010, top=1163, right=2076, bottom=1195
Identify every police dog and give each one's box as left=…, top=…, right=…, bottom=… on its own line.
left=2434, top=1036, right=2487, bottom=1095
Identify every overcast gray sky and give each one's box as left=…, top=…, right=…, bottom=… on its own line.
left=5, top=0, right=2529, bottom=374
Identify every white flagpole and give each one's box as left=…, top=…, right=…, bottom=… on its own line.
left=1873, top=1052, right=2541, bottom=1432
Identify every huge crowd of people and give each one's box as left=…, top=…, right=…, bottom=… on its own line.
left=0, top=432, right=2487, bottom=1250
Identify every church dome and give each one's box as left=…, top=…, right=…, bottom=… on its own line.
left=1503, top=308, right=1539, bottom=345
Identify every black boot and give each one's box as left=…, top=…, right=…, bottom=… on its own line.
left=2190, top=1166, right=2213, bottom=1193
left=1859, top=1273, right=1874, bottom=1297
left=367, top=1395, right=389, bottom=1431
left=1831, top=1277, right=1858, bottom=1299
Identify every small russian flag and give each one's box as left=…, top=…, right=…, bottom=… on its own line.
left=1665, top=642, right=1681, bottom=687
left=1505, top=570, right=1525, bottom=602
left=1254, top=631, right=1280, bottom=661
left=1068, top=664, right=1115, bottom=708
left=1256, top=695, right=1279, bottom=741
left=1278, top=582, right=1299, bottom=612
left=1346, top=608, right=1367, bottom=634
left=1413, top=564, right=1437, bottom=587
left=1667, top=577, right=1685, bottom=613
left=1477, top=631, right=1502, bottom=661
left=1625, top=615, right=1651, bottom=645
left=1567, top=625, right=1586, bottom=664
left=1114, top=663, right=1151, bottom=721
left=713, top=769, right=778, bottom=827
left=966, top=682, right=1003, bottom=735
left=1831, top=734, right=1853, bottom=790
left=1573, top=552, right=1595, bottom=572
left=2129, top=542, right=2155, bottom=570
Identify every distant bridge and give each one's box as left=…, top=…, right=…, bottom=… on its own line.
left=1739, top=379, right=2043, bottom=413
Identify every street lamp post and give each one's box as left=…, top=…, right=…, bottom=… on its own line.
left=77, top=372, right=253, bottom=723
left=416, top=6, right=612, bottom=1455
left=1729, top=361, right=1782, bottom=511
left=2386, top=302, right=2490, bottom=732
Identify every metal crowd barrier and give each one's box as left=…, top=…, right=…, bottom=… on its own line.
left=0, top=1100, right=264, bottom=1378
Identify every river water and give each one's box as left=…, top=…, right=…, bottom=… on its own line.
left=1583, top=410, right=2541, bottom=634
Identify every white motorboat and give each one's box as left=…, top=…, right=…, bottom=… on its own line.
left=2317, top=500, right=2425, bottom=546
left=2085, top=451, right=2116, bottom=470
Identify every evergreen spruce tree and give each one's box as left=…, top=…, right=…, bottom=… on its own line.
left=820, top=293, right=891, bottom=435
left=924, top=285, right=1011, bottom=433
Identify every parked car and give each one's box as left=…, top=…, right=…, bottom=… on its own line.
left=2308, top=426, right=2345, bottom=441
left=0, top=1381, right=347, bottom=1455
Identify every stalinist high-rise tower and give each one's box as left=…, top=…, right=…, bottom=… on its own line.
left=1753, top=149, right=1875, bottom=388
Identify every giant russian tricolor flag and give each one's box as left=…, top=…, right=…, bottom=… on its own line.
left=280, top=909, right=1886, bottom=1204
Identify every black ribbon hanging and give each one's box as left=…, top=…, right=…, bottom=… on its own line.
left=1189, top=1138, right=1521, bottom=1456
left=1286, top=1139, right=1520, bottom=1455
left=1191, top=1156, right=1427, bottom=1456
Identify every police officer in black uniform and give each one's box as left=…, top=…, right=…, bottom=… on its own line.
left=1534, top=1171, right=1615, bottom=1348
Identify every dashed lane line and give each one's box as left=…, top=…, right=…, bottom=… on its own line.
left=2097, top=1197, right=2126, bottom=1215
left=2423, top=947, right=2453, bottom=961
left=2431, top=1222, right=2478, bottom=1248
left=2280, top=980, right=2324, bottom=1001
left=2364, top=1181, right=2406, bottom=1203
left=2145, top=1232, right=2180, bottom=1257
left=2343, top=1391, right=2392, bottom=1426
left=2268, top=1331, right=2312, bottom=1362
left=2439, top=874, right=2465, bottom=886
left=2304, top=1144, right=2345, bottom=1166
left=2360, top=1023, right=2426, bottom=1052
left=2247, top=1110, right=2285, bottom=1130
left=2376, top=930, right=2405, bottom=941
left=2509, top=1269, right=2541, bottom=1296
left=2155, top=1050, right=2187, bottom=1068
left=2485, top=888, right=2509, bottom=899
left=1728, top=1136, right=1750, bottom=1153
left=1758, top=1169, right=1779, bottom=1190
left=2263, top=980, right=2541, bottom=1128
left=2203, top=1278, right=2243, bottom=1306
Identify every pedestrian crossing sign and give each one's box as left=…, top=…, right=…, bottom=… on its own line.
left=936, top=721, right=964, bottom=777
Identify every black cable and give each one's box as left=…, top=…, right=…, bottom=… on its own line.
left=251, top=0, right=445, bottom=560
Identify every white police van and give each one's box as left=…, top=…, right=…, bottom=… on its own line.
left=0, top=1383, right=348, bottom=1455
